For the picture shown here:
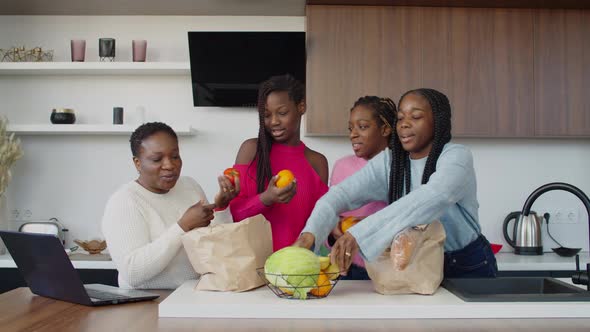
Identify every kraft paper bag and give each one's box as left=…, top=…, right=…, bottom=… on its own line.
left=365, top=220, right=446, bottom=295
left=181, top=214, right=273, bottom=292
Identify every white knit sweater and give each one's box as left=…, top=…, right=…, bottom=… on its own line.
left=101, top=176, right=232, bottom=289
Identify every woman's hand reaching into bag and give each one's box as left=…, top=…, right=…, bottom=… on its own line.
left=178, top=200, right=216, bottom=232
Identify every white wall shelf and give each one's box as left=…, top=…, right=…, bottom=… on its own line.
left=0, top=62, right=190, bottom=75
left=8, top=124, right=196, bottom=136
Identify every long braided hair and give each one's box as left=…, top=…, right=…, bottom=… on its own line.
left=253, top=74, right=305, bottom=193
left=388, top=88, right=452, bottom=204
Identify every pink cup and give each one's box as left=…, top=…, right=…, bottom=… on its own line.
left=70, top=40, right=86, bottom=62
left=132, top=40, right=147, bottom=62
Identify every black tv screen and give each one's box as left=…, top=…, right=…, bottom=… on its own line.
left=188, top=31, right=306, bottom=107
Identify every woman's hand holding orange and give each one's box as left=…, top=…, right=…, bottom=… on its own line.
left=260, top=170, right=296, bottom=206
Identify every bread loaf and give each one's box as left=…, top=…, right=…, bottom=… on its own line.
left=390, top=226, right=422, bottom=271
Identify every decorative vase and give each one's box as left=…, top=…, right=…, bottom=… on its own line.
left=99, top=38, right=116, bottom=62
left=70, top=40, right=86, bottom=62
left=132, top=40, right=147, bottom=62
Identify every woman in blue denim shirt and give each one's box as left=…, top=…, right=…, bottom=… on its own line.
left=295, top=88, right=497, bottom=279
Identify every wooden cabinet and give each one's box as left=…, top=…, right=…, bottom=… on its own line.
left=534, top=10, right=590, bottom=137
left=306, top=6, right=421, bottom=136
left=418, top=8, right=535, bottom=137
left=306, top=5, right=589, bottom=137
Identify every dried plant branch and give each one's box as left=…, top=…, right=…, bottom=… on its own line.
left=0, top=117, right=23, bottom=196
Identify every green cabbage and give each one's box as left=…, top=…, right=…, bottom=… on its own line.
left=264, top=246, right=320, bottom=300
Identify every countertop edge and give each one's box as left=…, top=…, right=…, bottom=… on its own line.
left=0, top=253, right=115, bottom=269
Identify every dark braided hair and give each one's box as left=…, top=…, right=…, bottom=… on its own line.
left=388, top=88, right=452, bottom=204
left=130, top=122, right=178, bottom=157
left=351, top=95, right=397, bottom=137
left=253, top=74, right=305, bottom=193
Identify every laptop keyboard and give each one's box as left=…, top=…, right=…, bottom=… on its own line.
left=86, top=289, right=130, bottom=300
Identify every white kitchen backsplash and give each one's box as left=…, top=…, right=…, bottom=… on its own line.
left=1, top=15, right=589, bottom=252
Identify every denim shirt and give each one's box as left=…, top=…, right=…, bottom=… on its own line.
left=302, top=143, right=480, bottom=262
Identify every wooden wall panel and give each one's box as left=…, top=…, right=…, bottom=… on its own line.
left=534, top=10, right=590, bottom=136
left=306, top=5, right=421, bottom=136
left=445, top=8, right=534, bottom=137
left=420, top=7, right=452, bottom=94
left=491, top=9, right=535, bottom=137
left=448, top=8, right=496, bottom=136
left=307, top=0, right=590, bottom=10
left=306, top=5, right=587, bottom=137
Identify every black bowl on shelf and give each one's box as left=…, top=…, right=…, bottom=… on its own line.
left=50, top=108, right=76, bottom=124
left=552, top=247, right=582, bottom=257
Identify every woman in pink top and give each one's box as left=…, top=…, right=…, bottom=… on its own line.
left=229, top=75, right=328, bottom=251
left=328, top=96, right=396, bottom=279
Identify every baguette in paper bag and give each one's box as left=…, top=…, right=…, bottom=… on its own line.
left=181, top=214, right=273, bottom=292
left=365, top=220, right=446, bottom=295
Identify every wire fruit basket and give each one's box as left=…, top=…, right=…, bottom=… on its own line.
left=256, top=268, right=340, bottom=300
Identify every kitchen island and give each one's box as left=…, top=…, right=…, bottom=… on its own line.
left=1, top=286, right=590, bottom=332
left=160, top=280, right=590, bottom=319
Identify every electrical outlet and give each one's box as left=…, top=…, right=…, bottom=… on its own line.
left=565, top=209, right=579, bottom=224
left=553, top=209, right=566, bottom=224
left=10, top=209, right=20, bottom=220
left=545, top=209, right=563, bottom=224
left=548, top=209, right=579, bottom=224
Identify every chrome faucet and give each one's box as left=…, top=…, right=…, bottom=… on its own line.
left=521, top=182, right=590, bottom=291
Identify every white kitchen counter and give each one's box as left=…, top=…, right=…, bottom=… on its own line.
left=1, top=251, right=586, bottom=271
left=159, top=280, right=590, bottom=319
left=496, top=252, right=589, bottom=271
left=0, top=253, right=115, bottom=269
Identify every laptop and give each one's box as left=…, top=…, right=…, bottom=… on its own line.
left=0, top=230, right=159, bottom=306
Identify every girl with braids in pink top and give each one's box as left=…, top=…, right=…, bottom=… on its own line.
left=327, top=96, right=395, bottom=280
left=229, top=74, right=328, bottom=252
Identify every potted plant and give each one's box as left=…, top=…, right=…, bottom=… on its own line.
left=0, top=117, right=23, bottom=254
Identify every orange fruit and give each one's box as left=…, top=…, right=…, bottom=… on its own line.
left=340, top=216, right=360, bottom=233
left=275, top=169, right=295, bottom=188
left=309, top=272, right=332, bottom=297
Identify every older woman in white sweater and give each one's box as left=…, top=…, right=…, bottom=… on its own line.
left=102, top=122, right=239, bottom=289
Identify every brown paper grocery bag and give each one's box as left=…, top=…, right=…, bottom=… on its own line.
left=181, top=214, right=273, bottom=292
left=365, top=220, right=446, bottom=295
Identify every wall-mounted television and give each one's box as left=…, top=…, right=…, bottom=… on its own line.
left=188, top=31, right=306, bottom=107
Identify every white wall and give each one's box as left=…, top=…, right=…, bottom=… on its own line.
left=1, top=16, right=589, bottom=252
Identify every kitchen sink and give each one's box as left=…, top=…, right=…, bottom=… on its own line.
left=442, top=277, right=590, bottom=302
